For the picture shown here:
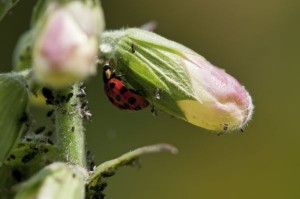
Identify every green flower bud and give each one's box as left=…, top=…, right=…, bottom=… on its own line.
left=99, top=28, right=253, bottom=131
left=15, top=162, right=87, bottom=199
left=0, top=73, right=29, bottom=164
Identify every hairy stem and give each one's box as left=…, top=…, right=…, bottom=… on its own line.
left=87, top=143, right=178, bottom=186
left=53, top=84, right=86, bottom=168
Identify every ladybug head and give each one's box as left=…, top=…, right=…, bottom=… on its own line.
left=103, top=62, right=113, bottom=83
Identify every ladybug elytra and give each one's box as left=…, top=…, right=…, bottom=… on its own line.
left=103, top=63, right=149, bottom=110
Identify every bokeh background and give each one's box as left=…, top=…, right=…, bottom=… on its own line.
left=1, top=0, right=300, bottom=198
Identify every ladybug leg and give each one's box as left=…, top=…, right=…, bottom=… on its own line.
left=150, top=105, right=159, bottom=117
left=114, top=68, right=130, bottom=79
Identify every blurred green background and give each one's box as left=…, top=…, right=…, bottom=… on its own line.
left=1, top=0, right=300, bottom=198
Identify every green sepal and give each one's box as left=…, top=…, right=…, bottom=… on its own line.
left=30, top=0, right=49, bottom=27
left=13, top=31, right=33, bottom=71
left=99, top=28, right=196, bottom=119
left=0, top=73, right=29, bottom=164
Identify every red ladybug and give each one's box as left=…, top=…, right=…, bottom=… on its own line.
left=103, top=63, right=149, bottom=110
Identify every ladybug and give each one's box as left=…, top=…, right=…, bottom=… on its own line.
left=103, top=62, right=149, bottom=110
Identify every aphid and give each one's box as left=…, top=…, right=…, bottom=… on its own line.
left=47, top=138, right=54, bottom=145
left=103, top=62, right=149, bottom=110
left=223, top=123, right=229, bottom=131
left=46, top=109, right=54, bottom=117
left=150, top=105, right=158, bottom=117
left=154, top=88, right=161, bottom=100
left=71, top=126, right=75, bottom=132
left=46, top=131, right=53, bottom=136
left=9, top=154, right=16, bottom=160
left=90, top=182, right=108, bottom=192
left=131, top=43, right=136, bottom=53
left=42, top=87, right=55, bottom=105
left=19, top=112, right=31, bottom=135
left=12, top=169, right=22, bottom=182
left=101, top=169, right=115, bottom=178
left=22, top=152, right=37, bottom=163
left=65, top=92, right=74, bottom=102
left=34, top=126, right=46, bottom=134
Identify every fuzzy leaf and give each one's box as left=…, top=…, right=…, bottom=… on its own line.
left=0, top=141, right=58, bottom=198
left=0, top=73, right=29, bottom=164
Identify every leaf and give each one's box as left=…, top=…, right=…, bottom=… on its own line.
left=0, top=73, right=29, bottom=164
left=0, top=141, right=58, bottom=198
left=0, top=0, right=20, bottom=21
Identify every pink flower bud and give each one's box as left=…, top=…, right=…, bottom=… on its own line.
left=99, top=29, right=254, bottom=131
left=177, top=53, right=253, bottom=131
left=33, top=1, right=105, bottom=87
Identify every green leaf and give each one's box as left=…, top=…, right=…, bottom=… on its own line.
left=0, top=141, right=58, bottom=198
left=0, top=73, right=29, bottom=164
left=0, top=0, right=20, bottom=21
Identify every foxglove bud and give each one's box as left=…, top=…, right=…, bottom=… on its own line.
left=99, top=28, right=253, bottom=131
left=33, top=1, right=105, bottom=88
left=15, top=162, right=87, bottom=199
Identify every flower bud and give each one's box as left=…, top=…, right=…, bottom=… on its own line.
left=99, top=28, right=253, bottom=131
left=33, top=1, right=105, bottom=88
left=15, top=162, right=87, bottom=199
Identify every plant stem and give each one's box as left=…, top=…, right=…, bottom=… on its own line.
left=53, top=84, right=86, bottom=168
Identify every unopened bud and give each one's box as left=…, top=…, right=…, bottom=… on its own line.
left=15, top=162, right=87, bottom=199
left=99, top=28, right=253, bottom=131
left=33, top=1, right=105, bottom=88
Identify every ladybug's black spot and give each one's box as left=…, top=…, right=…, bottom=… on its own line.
left=108, top=97, right=114, bottom=103
left=115, top=95, right=121, bottom=101
left=109, top=82, right=115, bottom=89
left=120, top=86, right=128, bottom=94
left=128, top=97, right=136, bottom=105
